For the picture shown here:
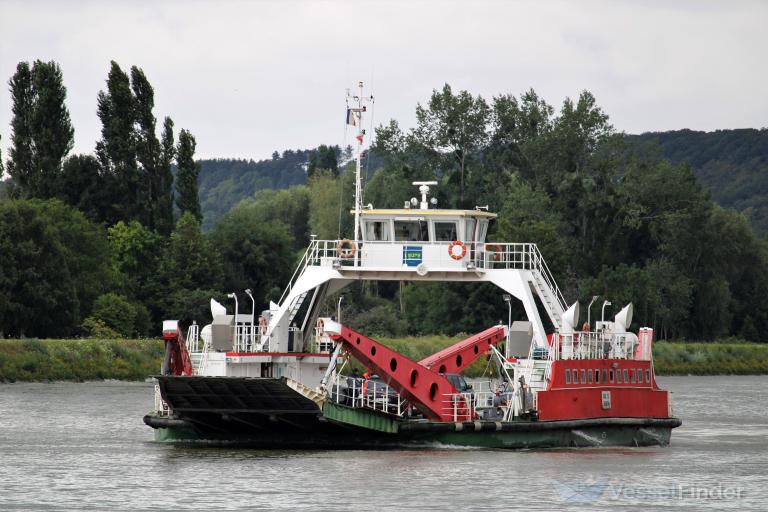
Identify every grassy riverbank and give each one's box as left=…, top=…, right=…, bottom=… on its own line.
left=1, top=337, right=767, bottom=382
left=0, top=339, right=164, bottom=382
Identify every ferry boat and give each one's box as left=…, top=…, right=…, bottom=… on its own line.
left=143, top=83, right=681, bottom=449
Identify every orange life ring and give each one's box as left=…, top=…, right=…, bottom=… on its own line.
left=337, top=239, right=357, bottom=259
left=448, top=240, right=467, bottom=260
left=485, top=244, right=502, bottom=261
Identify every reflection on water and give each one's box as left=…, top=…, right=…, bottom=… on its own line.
left=0, top=376, right=766, bottom=511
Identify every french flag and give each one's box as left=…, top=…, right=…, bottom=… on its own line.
left=346, top=108, right=357, bottom=126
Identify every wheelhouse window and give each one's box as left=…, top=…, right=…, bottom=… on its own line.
left=394, top=220, right=428, bottom=242
left=365, top=220, right=390, bottom=241
left=465, top=218, right=477, bottom=243
left=433, top=221, right=458, bottom=242
left=477, top=219, right=489, bottom=243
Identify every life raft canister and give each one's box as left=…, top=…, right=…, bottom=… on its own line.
left=448, top=240, right=467, bottom=260
left=337, top=239, right=357, bottom=259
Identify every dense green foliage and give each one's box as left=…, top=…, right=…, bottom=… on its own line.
left=626, top=129, right=768, bottom=236
left=5, top=60, right=197, bottom=233
left=0, top=339, right=164, bottom=381
left=342, top=86, right=768, bottom=341
left=197, top=152, right=311, bottom=230
left=0, top=200, right=112, bottom=337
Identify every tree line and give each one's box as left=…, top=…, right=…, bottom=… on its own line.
left=626, top=128, right=768, bottom=236
left=0, top=60, right=204, bottom=337
left=2, top=64, right=767, bottom=342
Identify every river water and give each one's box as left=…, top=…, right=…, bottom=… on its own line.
left=0, top=376, right=766, bottom=511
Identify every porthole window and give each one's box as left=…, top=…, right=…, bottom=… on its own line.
left=637, top=368, right=643, bottom=384
left=609, top=369, right=614, bottom=383
left=595, top=369, right=601, bottom=384
left=588, top=369, right=593, bottom=384
left=617, top=369, right=623, bottom=383
left=623, top=369, right=629, bottom=383
left=581, top=369, right=586, bottom=384
left=646, top=369, right=651, bottom=383
left=602, top=368, right=607, bottom=384
left=565, top=369, right=571, bottom=384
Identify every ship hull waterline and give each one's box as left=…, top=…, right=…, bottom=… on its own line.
left=146, top=376, right=681, bottom=449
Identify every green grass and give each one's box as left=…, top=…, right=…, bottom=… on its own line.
left=652, top=341, right=768, bottom=375
left=0, top=338, right=164, bottom=382
left=2, top=337, right=767, bottom=381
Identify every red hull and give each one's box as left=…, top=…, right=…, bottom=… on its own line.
left=537, top=360, right=670, bottom=421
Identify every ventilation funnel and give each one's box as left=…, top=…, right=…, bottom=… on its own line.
left=614, top=303, right=634, bottom=332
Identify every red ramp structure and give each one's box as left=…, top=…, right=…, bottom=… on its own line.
left=327, top=323, right=506, bottom=422
left=328, top=323, right=465, bottom=421
left=418, top=325, right=506, bottom=374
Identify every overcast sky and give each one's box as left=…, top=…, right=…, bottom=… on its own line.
left=1, top=0, right=766, bottom=161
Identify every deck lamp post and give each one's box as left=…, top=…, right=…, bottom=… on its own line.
left=337, top=295, right=345, bottom=323
left=227, top=292, right=239, bottom=349
left=503, top=294, right=512, bottom=358
left=245, top=289, right=255, bottom=349
left=587, top=295, right=599, bottom=331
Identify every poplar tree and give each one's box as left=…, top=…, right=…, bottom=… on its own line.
left=175, top=129, right=202, bottom=222
left=6, top=60, right=74, bottom=198
left=96, top=61, right=138, bottom=224
left=156, top=117, right=176, bottom=235
left=31, top=61, right=74, bottom=197
left=131, top=66, right=160, bottom=228
left=7, top=62, right=35, bottom=196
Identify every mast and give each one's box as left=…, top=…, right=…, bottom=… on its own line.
left=346, top=81, right=373, bottom=242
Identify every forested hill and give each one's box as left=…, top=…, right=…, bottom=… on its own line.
left=198, top=151, right=309, bottom=230
left=199, top=129, right=768, bottom=234
left=626, top=128, right=768, bottom=236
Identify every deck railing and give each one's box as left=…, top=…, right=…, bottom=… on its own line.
left=328, top=374, right=407, bottom=417
left=549, top=331, right=639, bottom=361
